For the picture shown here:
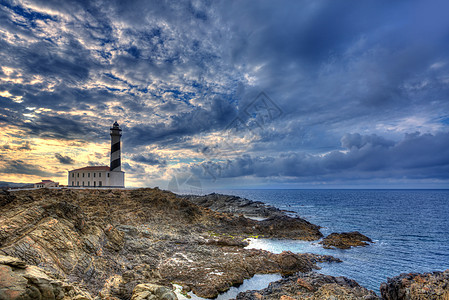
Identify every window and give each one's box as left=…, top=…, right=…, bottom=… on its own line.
left=77, top=181, right=79, bottom=186
left=72, top=181, right=74, bottom=186
left=88, top=182, right=90, bottom=186
left=99, top=173, right=101, bottom=177
left=93, top=173, right=96, bottom=178
left=83, top=173, right=85, bottom=177
left=93, top=181, right=96, bottom=187
left=99, top=181, right=102, bottom=187
left=88, top=173, right=90, bottom=177
left=107, top=173, right=110, bottom=177
left=77, top=173, right=79, bottom=177
left=72, top=173, right=74, bottom=177
left=82, top=182, right=85, bottom=186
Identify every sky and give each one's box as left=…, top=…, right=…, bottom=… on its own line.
left=1, top=0, right=449, bottom=190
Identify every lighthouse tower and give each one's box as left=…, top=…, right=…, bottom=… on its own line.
left=110, top=121, right=122, bottom=171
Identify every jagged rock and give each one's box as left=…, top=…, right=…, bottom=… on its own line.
left=0, top=255, right=92, bottom=300
left=184, top=194, right=323, bottom=241
left=236, top=272, right=380, bottom=300
left=131, top=283, right=177, bottom=300
left=380, top=269, right=449, bottom=300
left=274, top=251, right=317, bottom=276
left=0, top=255, right=26, bottom=268
left=182, top=193, right=286, bottom=219
left=0, top=190, right=15, bottom=208
left=203, top=236, right=249, bottom=247
left=319, top=231, right=373, bottom=249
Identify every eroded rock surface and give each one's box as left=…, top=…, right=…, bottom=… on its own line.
left=319, top=231, right=373, bottom=249
left=236, top=272, right=380, bottom=300
left=131, top=283, right=177, bottom=300
left=0, top=188, right=331, bottom=299
left=182, top=193, right=285, bottom=219
left=183, top=193, right=323, bottom=241
left=380, top=270, right=449, bottom=300
left=0, top=254, right=92, bottom=300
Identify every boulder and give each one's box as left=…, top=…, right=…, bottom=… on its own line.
left=0, top=255, right=92, bottom=300
left=131, top=283, right=177, bottom=300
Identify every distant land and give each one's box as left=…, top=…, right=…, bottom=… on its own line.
left=0, top=181, right=33, bottom=188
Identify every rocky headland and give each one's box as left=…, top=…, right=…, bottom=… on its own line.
left=183, top=193, right=323, bottom=241
left=0, top=188, right=335, bottom=299
left=182, top=193, right=288, bottom=219
left=184, top=194, right=373, bottom=250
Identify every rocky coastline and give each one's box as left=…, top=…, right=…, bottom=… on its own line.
left=0, top=188, right=336, bottom=299
left=235, top=272, right=380, bottom=299
left=182, top=193, right=289, bottom=219
left=380, top=270, right=449, bottom=300
left=184, top=193, right=373, bottom=249
left=0, top=188, right=447, bottom=299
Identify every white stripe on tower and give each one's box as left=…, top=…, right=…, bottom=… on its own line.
left=110, top=121, right=122, bottom=171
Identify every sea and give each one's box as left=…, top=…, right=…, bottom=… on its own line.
left=210, top=189, right=449, bottom=297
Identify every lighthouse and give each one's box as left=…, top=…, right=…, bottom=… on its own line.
left=110, top=121, right=122, bottom=171
left=67, top=122, right=125, bottom=188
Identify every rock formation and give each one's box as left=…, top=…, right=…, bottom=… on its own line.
left=319, top=231, right=373, bottom=249
left=0, top=254, right=93, bottom=299
left=131, top=283, right=177, bottom=300
left=183, top=193, right=287, bottom=219
left=235, top=272, right=380, bottom=299
left=183, top=193, right=323, bottom=241
left=380, top=270, right=449, bottom=300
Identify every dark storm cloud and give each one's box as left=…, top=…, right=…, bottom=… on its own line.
left=18, top=114, right=99, bottom=141
left=221, top=0, right=449, bottom=128
left=124, top=96, right=237, bottom=148
left=0, top=159, right=55, bottom=177
left=55, top=153, right=75, bottom=165
left=0, top=142, right=32, bottom=151
left=132, top=153, right=166, bottom=166
left=190, top=132, right=449, bottom=181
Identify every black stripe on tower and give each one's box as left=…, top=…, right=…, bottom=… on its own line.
left=111, top=158, right=121, bottom=171
left=111, top=142, right=120, bottom=153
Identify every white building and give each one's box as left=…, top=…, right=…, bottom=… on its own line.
left=34, top=180, right=59, bottom=188
left=68, top=122, right=125, bottom=188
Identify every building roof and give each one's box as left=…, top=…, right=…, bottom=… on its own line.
left=70, top=166, right=110, bottom=172
left=35, top=180, right=58, bottom=184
